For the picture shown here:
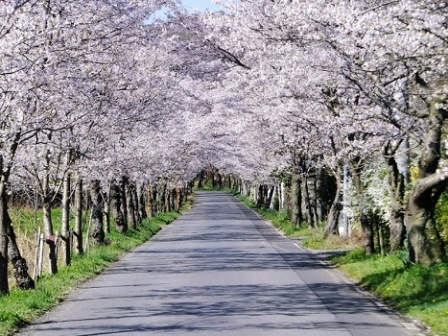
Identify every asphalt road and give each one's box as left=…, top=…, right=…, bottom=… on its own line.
left=19, top=191, right=423, bottom=336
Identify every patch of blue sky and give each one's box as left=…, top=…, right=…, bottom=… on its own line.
left=149, top=0, right=222, bottom=21
left=181, top=0, right=222, bottom=12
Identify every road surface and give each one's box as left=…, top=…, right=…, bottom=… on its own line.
left=19, top=191, right=423, bottom=336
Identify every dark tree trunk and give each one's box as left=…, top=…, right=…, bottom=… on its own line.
left=103, top=191, right=110, bottom=234
left=283, top=183, right=291, bottom=213
left=74, top=178, right=83, bottom=255
left=323, top=165, right=343, bottom=238
left=164, top=186, right=170, bottom=212
left=197, top=171, right=204, bottom=189
left=5, top=208, right=35, bottom=290
left=307, top=173, right=319, bottom=225
left=42, top=147, right=57, bottom=274
left=130, top=182, right=141, bottom=225
left=351, top=157, right=374, bottom=255
left=0, top=187, right=35, bottom=290
left=383, top=141, right=406, bottom=252
left=61, top=172, right=71, bottom=266
left=405, top=100, right=448, bottom=265
left=125, top=179, right=136, bottom=229
left=256, top=185, right=263, bottom=208
left=121, top=177, right=128, bottom=229
left=215, top=172, right=222, bottom=188
left=90, top=180, right=105, bottom=244
left=301, top=175, right=315, bottom=228
left=175, top=187, right=182, bottom=211
left=170, top=188, right=176, bottom=212
left=290, top=171, right=302, bottom=227
left=406, top=179, right=447, bottom=265
left=110, top=182, right=126, bottom=233
left=159, top=183, right=167, bottom=213
left=151, top=185, right=157, bottom=216
left=0, top=178, right=8, bottom=294
left=315, top=169, right=324, bottom=223
left=138, top=185, right=148, bottom=220
left=43, top=201, right=57, bottom=275
left=0, top=135, right=21, bottom=293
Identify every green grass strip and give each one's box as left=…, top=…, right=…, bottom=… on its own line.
left=0, top=209, right=186, bottom=336
left=330, top=249, right=448, bottom=336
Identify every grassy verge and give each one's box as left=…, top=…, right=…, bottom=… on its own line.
left=330, top=249, right=448, bottom=336
left=229, top=190, right=448, bottom=335
left=0, top=205, right=190, bottom=336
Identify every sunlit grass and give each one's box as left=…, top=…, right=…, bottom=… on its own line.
left=330, top=249, right=448, bottom=335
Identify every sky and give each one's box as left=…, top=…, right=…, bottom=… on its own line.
left=181, top=0, right=222, bottom=11
left=149, top=0, right=222, bottom=21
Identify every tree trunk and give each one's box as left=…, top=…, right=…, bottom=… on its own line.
left=0, top=173, right=8, bottom=294
left=351, top=158, right=374, bottom=254
left=405, top=98, right=448, bottom=265
left=301, top=175, right=315, bottom=228
left=61, top=171, right=71, bottom=266
left=290, top=171, right=302, bottom=226
left=406, top=179, right=447, bottom=265
left=0, top=134, right=21, bottom=293
left=131, top=182, right=141, bottom=225
left=90, top=180, right=105, bottom=244
left=307, top=172, right=319, bottom=226
left=103, top=190, right=110, bottom=234
left=197, top=171, right=204, bottom=189
left=43, top=192, right=57, bottom=274
left=121, top=177, right=128, bottom=228
left=138, top=184, right=148, bottom=219
left=151, top=185, right=157, bottom=216
left=125, top=180, right=136, bottom=229
left=375, top=215, right=385, bottom=257
left=40, top=145, right=58, bottom=274
left=283, top=183, right=291, bottom=213
left=110, top=182, right=126, bottom=233
left=175, top=187, right=182, bottom=211
left=383, top=141, right=406, bottom=252
left=74, top=178, right=83, bottom=254
left=169, top=188, right=175, bottom=212
left=269, top=185, right=278, bottom=210
left=266, top=185, right=274, bottom=209
left=323, top=165, right=343, bottom=238
left=5, top=204, right=35, bottom=289
left=315, top=168, right=324, bottom=223
left=279, top=182, right=285, bottom=210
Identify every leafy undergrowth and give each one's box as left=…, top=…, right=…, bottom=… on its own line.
left=0, top=208, right=188, bottom=336
left=330, top=249, right=448, bottom=336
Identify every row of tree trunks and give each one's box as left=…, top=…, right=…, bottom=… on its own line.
left=201, top=116, right=447, bottom=266
left=201, top=168, right=377, bottom=257
left=2, top=174, right=191, bottom=294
